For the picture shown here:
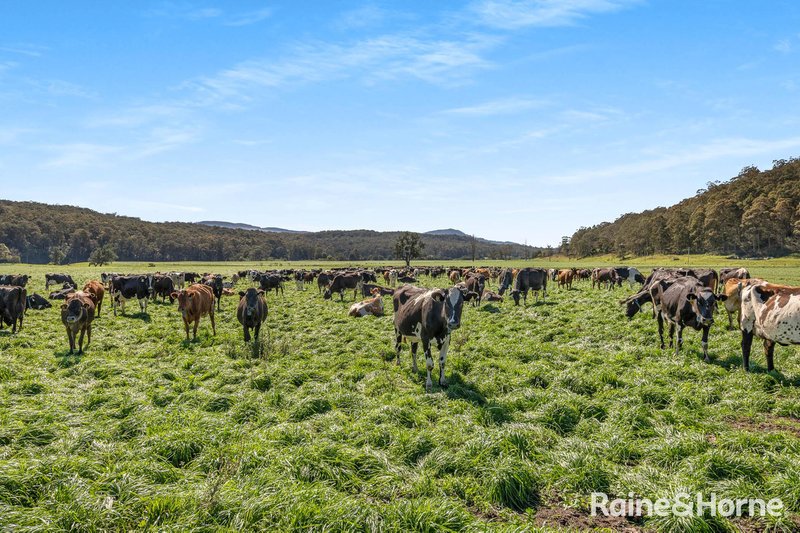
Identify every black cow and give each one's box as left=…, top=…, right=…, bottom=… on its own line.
left=511, top=268, right=547, bottom=305
left=651, top=277, right=726, bottom=362
left=203, top=275, right=224, bottom=311
left=393, top=285, right=465, bottom=391
left=0, top=274, right=29, bottom=287
left=0, top=285, right=26, bottom=333
left=46, top=273, right=76, bottom=289
left=26, top=293, right=51, bottom=311
left=360, top=283, right=394, bottom=297
left=259, top=274, right=285, bottom=296
left=150, top=274, right=175, bottom=303
left=237, top=288, right=268, bottom=343
left=324, top=273, right=361, bottom=301
left=49, top=283, right=77, bottom=300
left=397, top=275, right=417, bottom=283
left=464, top=274, right=485, bottom=306
left=109, top=275, right=150, bottom=315
left=183, top=272, right=201, bottom=284
left=498, top=268, right=514, bottom=295
left=317, top=273, right=332, bottom=293
left=358, top=271, right=377, bottom=283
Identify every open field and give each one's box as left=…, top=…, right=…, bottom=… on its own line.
left=2, top=258, right=800, bottom=531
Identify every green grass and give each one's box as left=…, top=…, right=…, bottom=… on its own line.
left=1, top=257, right=799, bottom=531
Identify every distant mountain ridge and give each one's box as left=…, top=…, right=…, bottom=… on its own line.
left=197, top=221, right=305, bottom=233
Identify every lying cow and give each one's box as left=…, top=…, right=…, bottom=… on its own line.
left=61, top=291, right=95, bottom=354
left=171, top=284, right=216, bottom=340
left=49, top=283, right=76, bottom=300
left=740, top=282, right=800, bottom=372
left=236, top=288, right=268, bottom=342
left=0, top=285, right=26, bottom=333
left=482, top=290, right=503, bottom=302
left=26, top=293, right=51, bottom=311
left=349, top=288, right=385, bottom=317
left=360, top=283, right=394, bottom=297
left=393, top=285, right=465, bottom=391
left=650, top=276, right=726, bottom=362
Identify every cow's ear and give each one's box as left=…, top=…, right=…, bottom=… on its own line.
left=257, top=289, right=265, bottom=295
left=83, top=303, right=90, bottom=310
left=170, top=292, right=178, bottom=299
left=61, top=304, right=68, bottom=310
left=430, top=290, right=445, bottom=302
left=238, top=291, right=246, bottom=297
left=686, top=293, right=697, bottom=301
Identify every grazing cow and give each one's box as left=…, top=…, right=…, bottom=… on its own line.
left=448, top=270, right=461, bottom=284
left=720, top=267, right=750, bottom=283
left=46, top=273, right=76, bottom=289
left=26, top=293, right=51, bottom=311
left=614, top=267, right=645, bottom=288
left=324, top=273, right=361, bottom=301
left=498, top=268, right=514, bottom=296
left=557, top=269, right=575, bottom=290
left=721, top=278, right=764, bottom=330
left=203, top=275, right=224, bottom=310
left=82, top=280, right=105, bottom=317
left=592, top=268, right=618, bottom=290
left=464, top=274, right=485, bottom=306
left=621, top=269, right=683, bottom=319
left=109, top=275, right=150, bottom=315
left=259, top=274, right=285, bottom=296
left=317, top=273, right=332, bottom=293
left=739, top=282, right=800, bottom=372
left=511, top=268, right=548, bottom=305
left=236, top=288, right=268, bottom=342
left=0, top=274, right=29, bottom=287
left=349, top=288, right=385, bottom=317
left=0, top=285, right=26, bottom=333
left=651, top=277, right=726, bottom=362
left=150, top=274, right=175, bottom=303
left=393, top=285, right=465, bottom=391
left=60, top=291, right=95, bottom=354
left=171, top=284, right=216, bottom=340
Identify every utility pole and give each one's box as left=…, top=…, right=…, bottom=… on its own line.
left=471, top=234, right=476, bottom=264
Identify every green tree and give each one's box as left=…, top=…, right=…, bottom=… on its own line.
left=394, top=232, right=425, bottom=267
left=0, top=243, right=20, bottom=263
left=49, top=244, right=70, bottom=265
left=88, top=244, right=118, bottom=266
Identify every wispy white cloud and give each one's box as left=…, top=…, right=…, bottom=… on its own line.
left=225, top=8, right=272, bottom=27
left=470, top=0, right=639, bottom=29
left=42, top=142, right=121, bottom=169
left=774, top=39, right=792, bottom=54
left=334, top=5, right=389, bottom=30
left=443, top=97, right=548, bottom=116
left=0, top=43, right=47, bottom=57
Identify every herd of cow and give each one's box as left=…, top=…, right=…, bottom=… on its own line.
left=1, top=264, right=799, bottom=391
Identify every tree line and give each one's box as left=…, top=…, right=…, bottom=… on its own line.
left=0, top=200, right=539, bottom=264
left=568, top=158, right=800, bottom=258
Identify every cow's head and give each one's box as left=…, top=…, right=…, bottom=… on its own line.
left=239, top=288, right=264, bottom=317
left=173, top=290, right=191, bottom=313
left=622, top=293, right=648, bottom=320
left=323, top=288, right=332, bottom=300
left=441, top=287, right=465, bottom=330
left=687, top=289, right=726, bottom=326
left=61, top=297, right=89, bottom=324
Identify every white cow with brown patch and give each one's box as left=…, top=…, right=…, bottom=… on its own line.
left=740, top=282, right=800, bottom=372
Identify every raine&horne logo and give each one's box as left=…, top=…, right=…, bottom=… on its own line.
left=591, top=492, right=784, bottom=518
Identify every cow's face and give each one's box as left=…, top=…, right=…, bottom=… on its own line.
left=174, top=291, right=191, bottom=312
left=240, top=288, right=263, bottom=317
left=444, top=287, right=464, bottom=330
left=687, top=291, right=724, bottom=326
left=323, top=288, right=332, bottom=300
left=61, top=298, right=88, bottom=323
left=625, top=298, right=642, bottom=319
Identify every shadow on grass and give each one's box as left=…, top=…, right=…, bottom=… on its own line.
left=54, top=351, right=84, bottom=367
left=479, top=304, right=502, bottom=313
left=122, top=312, right=152, bottom=322
left=445, top=372, right=511, bottom=424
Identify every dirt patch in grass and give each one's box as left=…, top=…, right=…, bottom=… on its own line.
left=533, top=504, right=645, bottom=532
left=729, top=415, right=800, bottom=438
left=732, top=515, right=800, bottom=532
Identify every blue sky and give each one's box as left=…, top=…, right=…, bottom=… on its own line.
left=2, top=1, right=799, bottom=246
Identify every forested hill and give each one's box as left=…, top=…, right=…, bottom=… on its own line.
left=0, top=200, right=536, bottom=263
left=569, top=158, right=800, bottom=258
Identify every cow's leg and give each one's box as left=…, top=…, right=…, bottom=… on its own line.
left=422, top=339, right=434, bottom=392
left=411, top=342, right=419, bottom=373
left=66, top=326, right=75, bottom=354
left=77, top=325, right=86, bottom=354
left=675, top=324, right=684, bottom=356
left=726, top=309, right=733, bottom=330
left=210, top=312, right=216, bottom=336
left=394, top=330, right=403, bottom=365
left=657, top=314, right=665, bottom=349
left=183, top=318, right=190, bottom=340
left=764, top=339, right=775, bottom=372
left=86, top=323, right=92, bottom=347
left=668, top=322, right=676, bottom=349
left=437, top=336, right=450, bottom=388
left=243, top=323, right=251, bottom=342
left=701, top=325, right=710, bottom=362
left=97, top=299, right=102, bottom=317
left=253, top=321, right=260, bottom=342
left=741, top=329, right=753, bottom=371
left=192, top=318, right=199, bottom=339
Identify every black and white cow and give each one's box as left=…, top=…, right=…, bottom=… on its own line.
left=45, top=273, right=76, bottom=289
left=203, top=275, right=224, bottom=311
left=0, top=274, right=29, bottom=287
left=497, top=268, right=514, bottom=296
left=393, top=285, right=465, bottom=391
left=109, top=275, right=151, bottom=315
left=324, top=273, right=361, bottom=301
left=739, top=282, right=800, bottom=372
left=650, top=276, right=726, bottom=362
left=614, top=267, right=645, bottom=288
left=26, top=293, right=52, bottom=311
left=511, top=268, right=548, bottom=305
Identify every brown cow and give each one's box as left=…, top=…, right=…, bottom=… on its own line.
left=557, top=269, right=575, bottom=289
left=349, top=288, right=385, bottom=317
left=82, top=280, right=105, bottom=317
left=722, top=278, right=764, bottom=330
left=171, top=284, right=216, bottom=340
left=236, top=288, right=268, bottom=342
left=61, top=291, right=95, bottom=354
left=449, top=270, right=461, bottom=284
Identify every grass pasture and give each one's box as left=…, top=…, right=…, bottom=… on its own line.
left=1, top=259, right=800, bottom=531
